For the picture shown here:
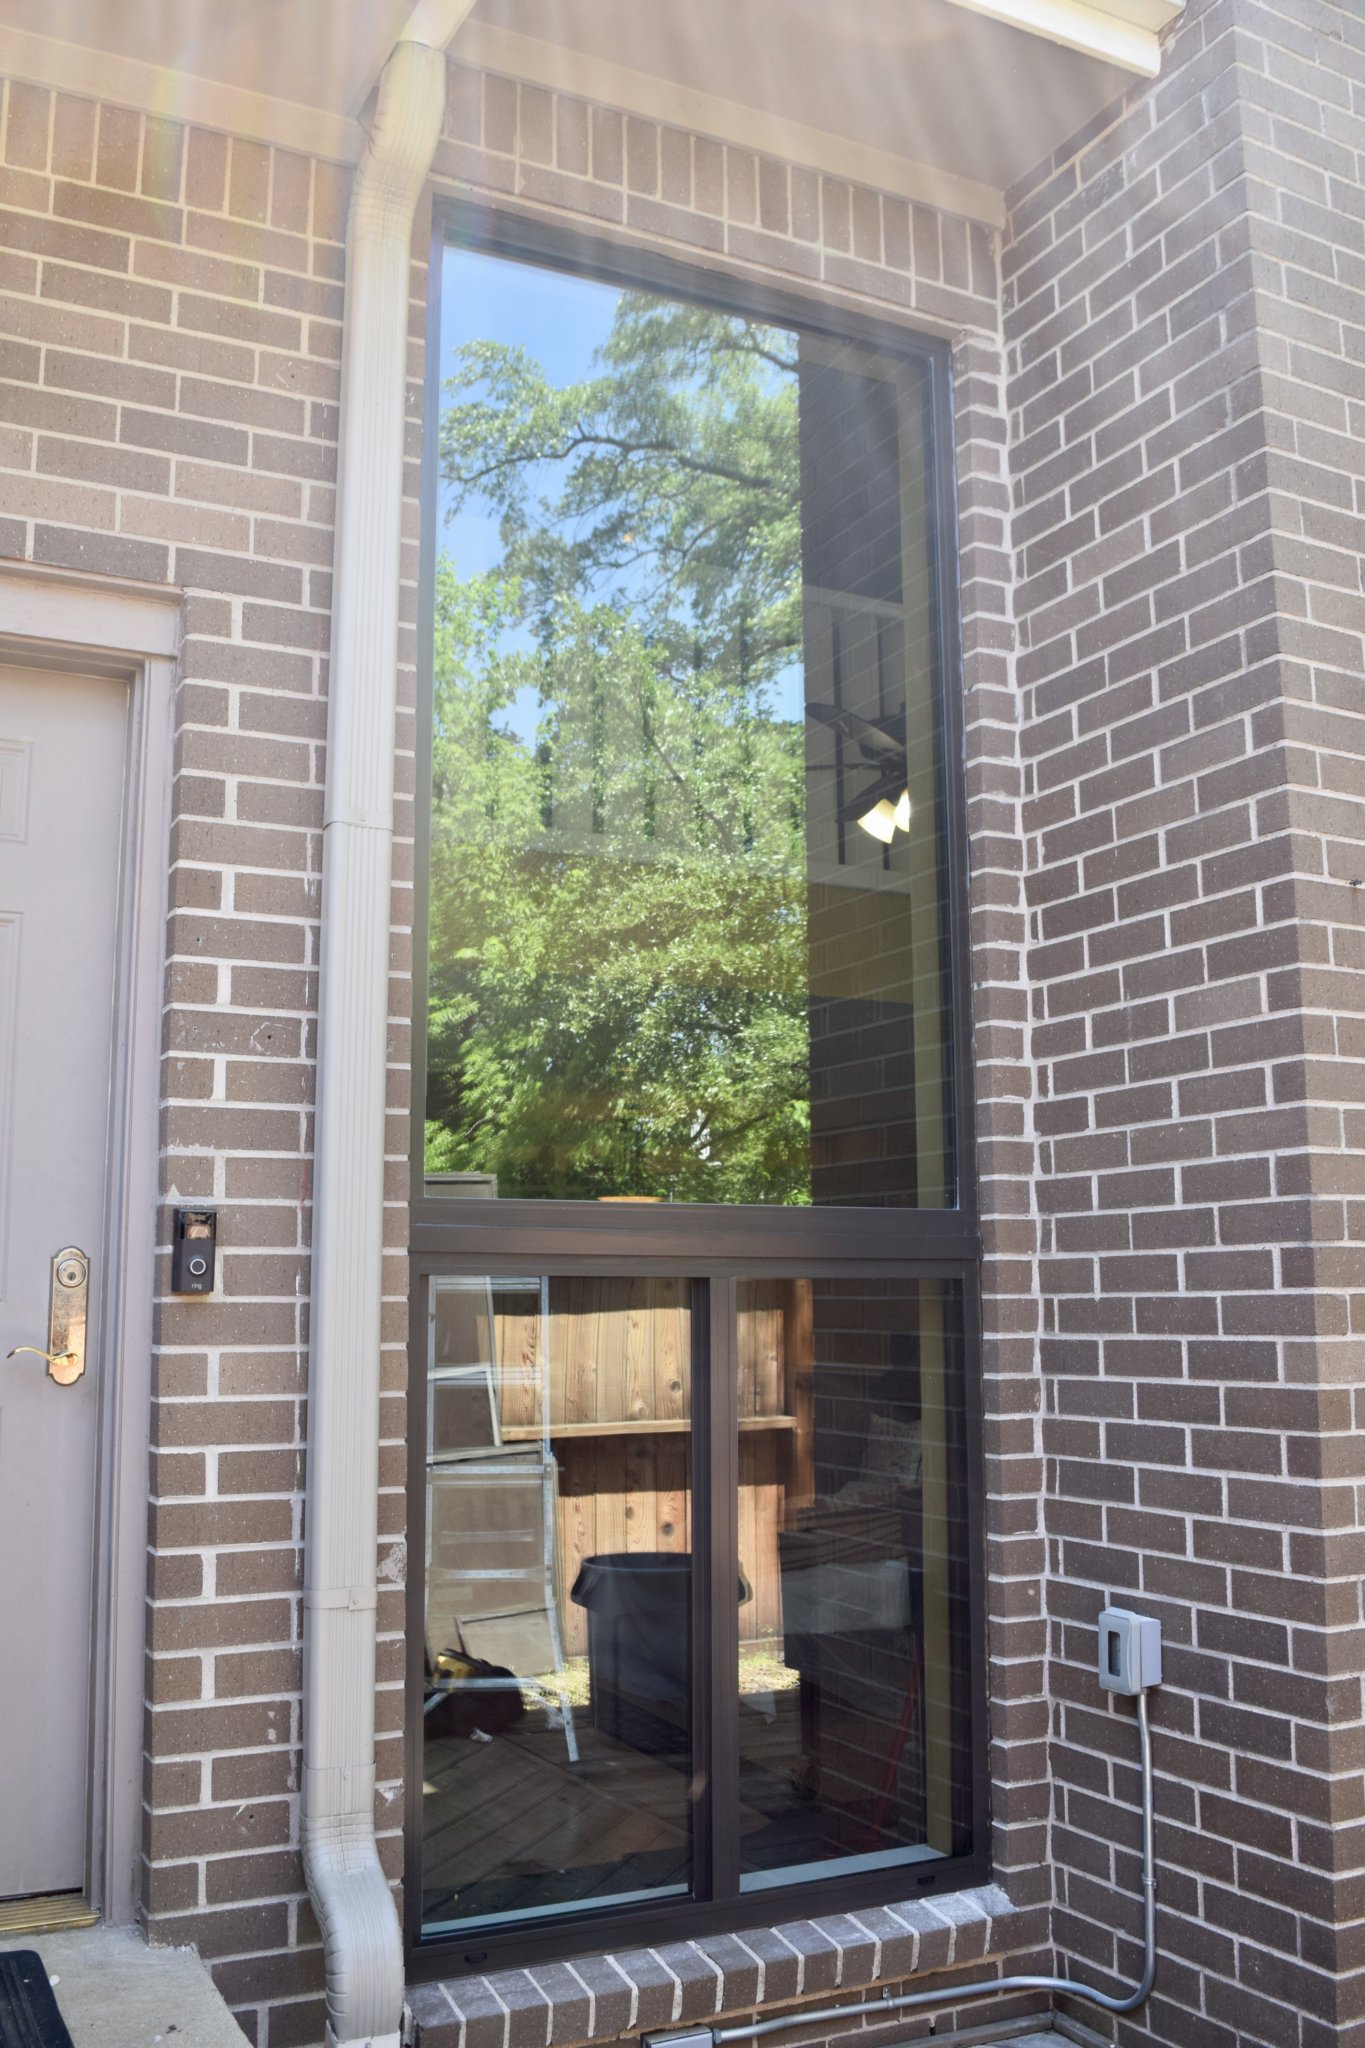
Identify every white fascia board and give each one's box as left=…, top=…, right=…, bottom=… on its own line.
left=942, top=0, right=1181, bottom=77
left=0, top=24, right=362, bottom=162
left=452, top=22, right=1006, bottom=228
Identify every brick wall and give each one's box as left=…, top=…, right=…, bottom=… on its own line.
left=0, top=44, right=1053, bottom=2048
left=0, top=75, right=424, bottom=2047
left=410, top=1885, right=1045, bottom=2048
left=1002, top=0, right=1365, bottom=2040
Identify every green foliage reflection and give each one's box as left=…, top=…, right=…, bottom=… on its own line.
left=425, top=291, right=812, bottom=1203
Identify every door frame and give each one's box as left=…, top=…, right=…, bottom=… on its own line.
left=0, top=561, right=179, bottom=1925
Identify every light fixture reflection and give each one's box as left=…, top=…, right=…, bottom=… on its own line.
left=857, top=790, right=912, bottom=843
left=857, top=797, right=898, bottom=843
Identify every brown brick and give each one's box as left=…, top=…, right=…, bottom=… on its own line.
left=51, top=94, right=95, bottom=181
left=271, top=151, right=311, bottom=234
left=624, top=117, right=658, bottom=197
left=311, top=158, right=350, bottom=241
left=821, top=177, right=851, bottom=252
left=0, top=208, right=131, bottom=272
left=727, top=149, right=757, bottom=225
left=518, top=85, right=553, bottom=166
left=54, top=177, right=181, bottom=242
left=183, top=127, right=227, bottom=211
left=95, top=103, right=141, bottom=191
left=204, top=1849, right=303, bottom=1907
left=660, top=127, right=691, bottom=208
left=139, top=116, right=184, bottom=199
left=484, top=74, right=518, bottom=155
left=33, top=524, right=168, bottom=581
left=214, top=1648, right=302, bottom=1699
left=217, top=1548, right=303, bottom=1597
left=5, top=82, right=51, bottom=171
left=446, top=64, right=483, bottom=148
left=156, top=1902, right=292, bottom=1960
left=229, top=138, right=270, bottom=223
left=150, top=1596, right=294, bottom=1657
left=176, top=291, right=299, bottom=350
left=260, top=1995, right=328, bottom=2048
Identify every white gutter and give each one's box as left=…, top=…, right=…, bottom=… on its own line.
left=303, top=6, right=473, bottom=2045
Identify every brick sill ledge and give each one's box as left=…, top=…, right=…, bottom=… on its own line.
left=409, top=1885, right=1038, bottom=2048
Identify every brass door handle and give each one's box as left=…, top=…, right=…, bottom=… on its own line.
left=6, top=1249, right=88, bottom=1385
left=8, top=1345, right=79, bottom=1378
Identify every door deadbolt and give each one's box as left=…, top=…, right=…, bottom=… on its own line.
left=7, top=1246, right=88, bottom=1386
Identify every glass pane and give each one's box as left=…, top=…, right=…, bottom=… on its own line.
left=421, top=1275, right=696, bottom=1933
left=424, top=242, right=955, bottom=1206
left=733, top=1278, right=972, bottom=1885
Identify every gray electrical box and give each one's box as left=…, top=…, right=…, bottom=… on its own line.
left=1097, top=1607, right=1162, bottom=1695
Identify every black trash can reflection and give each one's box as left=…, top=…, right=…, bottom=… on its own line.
left=572, top=1552, right=690, bottom=1753
left=572, top=1553, right=749, bottom=1755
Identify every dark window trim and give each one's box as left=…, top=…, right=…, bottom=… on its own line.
left=407, top=198, right=990, bottom=1979
left=408, top=1210, right=981, bottom=1266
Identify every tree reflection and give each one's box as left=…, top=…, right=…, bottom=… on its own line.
left=425, top=295, right=813, bottom=1203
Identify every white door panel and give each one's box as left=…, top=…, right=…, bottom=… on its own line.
left=0, top=668, right=127, bottom=1900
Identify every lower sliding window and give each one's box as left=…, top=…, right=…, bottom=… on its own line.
left=409, top=212, right=982, bottom=1970
left=415, top=1273, right=974, bottom=1945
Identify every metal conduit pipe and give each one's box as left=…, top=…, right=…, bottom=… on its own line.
left=303, top=7, right=473, bottom=2044
left=648, top=1680, right=1158, bottom=2048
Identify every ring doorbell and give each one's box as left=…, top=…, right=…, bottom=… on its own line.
left=171, top=1208, right=217, bottom=1294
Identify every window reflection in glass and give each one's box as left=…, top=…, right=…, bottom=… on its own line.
left=421, top=1275, right=695, bottom=1933
left=424, top=245, right=955, bottom=1207
left=734, top=1278, right=972, bottom=1885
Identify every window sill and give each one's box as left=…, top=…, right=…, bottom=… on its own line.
left=408, top=1885, right=1031, bottom=2048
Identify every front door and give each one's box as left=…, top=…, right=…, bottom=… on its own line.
left=0, top=666, right=128, bottom=1901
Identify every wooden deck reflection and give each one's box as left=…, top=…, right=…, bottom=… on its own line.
left=421, top=1687, right=838, bottom=1927
left=422, top=1702, right=694, bottom=1925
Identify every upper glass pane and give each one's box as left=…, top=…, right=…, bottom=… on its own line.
left=425, top=240, right=955, bottom=1207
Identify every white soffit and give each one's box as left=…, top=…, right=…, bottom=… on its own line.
left=0, top=23, right=359, bottom=159
left=942, top=0, right=1183, bottom=77
left=455, top=21, right=1006, bottom=226
left=458, top=0, right=1148, bottom=218
left=0, top=0, right=416, bottom=160
left=0, top=0, right=1174, bottom=208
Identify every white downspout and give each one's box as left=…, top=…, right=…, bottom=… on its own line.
left=303, top=8, right=473, bottom=2044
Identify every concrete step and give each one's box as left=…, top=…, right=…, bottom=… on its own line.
left=0, top=1923, right=247, bottom=2047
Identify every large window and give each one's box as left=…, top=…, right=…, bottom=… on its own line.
left=409, top=214, right=983, bottom=1973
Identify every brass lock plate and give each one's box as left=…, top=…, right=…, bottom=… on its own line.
left=48, top=1247, right=87, bottom=1385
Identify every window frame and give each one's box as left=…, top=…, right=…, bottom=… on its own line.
left=406, top=198, right=988, bottom=1979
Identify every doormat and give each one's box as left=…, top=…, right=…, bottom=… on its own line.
left=0, top=1951, right=75, bottom=2048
